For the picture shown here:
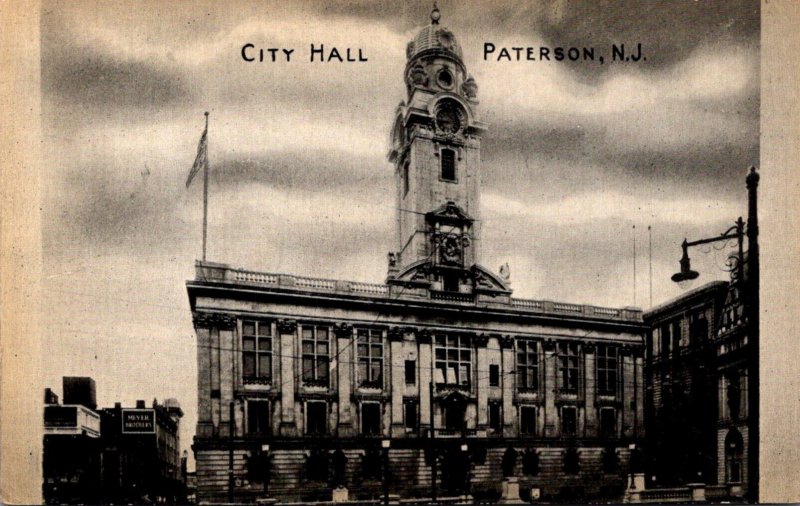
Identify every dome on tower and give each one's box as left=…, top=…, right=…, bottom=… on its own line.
left=406, top=4, right=463, bottom=62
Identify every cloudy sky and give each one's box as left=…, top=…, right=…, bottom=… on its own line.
left=40, top=0, right=759, bottom=465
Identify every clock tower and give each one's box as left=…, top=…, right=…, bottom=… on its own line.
left=387, top=4, right=509, bottom=297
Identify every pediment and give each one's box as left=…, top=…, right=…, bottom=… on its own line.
left=426, top=201, right=473, bottom=224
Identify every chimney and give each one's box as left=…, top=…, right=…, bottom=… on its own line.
left=136, top=400, right=145, bottom=409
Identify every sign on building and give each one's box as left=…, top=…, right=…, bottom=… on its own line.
left=121, top=409, right=155, bottom=434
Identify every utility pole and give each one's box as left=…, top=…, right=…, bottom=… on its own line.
left=430, top=381, right=437, bottom=502
left=228, top=401, right=235, bottom=503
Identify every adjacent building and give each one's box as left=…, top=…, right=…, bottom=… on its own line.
left=42, top=377, right=186, bottom=504
left=643, top=281, right=728, bottom=487
left=644, top=262, right=754, bottom=499
left=187, top=7, right=647, bottom=503
left=43, top=378, right=102, bottom=504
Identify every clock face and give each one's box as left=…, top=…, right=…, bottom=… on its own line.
left=436, top=107, right=461, bottom=134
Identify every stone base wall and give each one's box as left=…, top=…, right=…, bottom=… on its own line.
left=195, top=441, right=632, bottom=504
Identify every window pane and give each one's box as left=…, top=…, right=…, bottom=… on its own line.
left=371, top=361, right=382, bottom=382
left=258, top=338, right=271, bottom=351
left=317, top=342, right=328, bottom=355
left=460, top=350, right=470, bottom=361
left=302, top=342, right=314, bottom=354
left=447, top=336, right=457, bottom=347
left=317, top=359, right=328, bottom=380
left=243, top=337, right=255, bottom=351
left=358, top=361, right=368, bottom=382
left=357, top=330, right=368, bottom=342
left=371, top=344, right=382, bottom=357
left=243, top=322, right=256, bottom=335
left=303, top=358, right=314, bottom=380
left=358, top=344, right=369, bottom=357
left=302, top=328, right=314, bottom=339
left=243, top=354, right=255, bottom=377
left=258, top=355, right=271, bottom=377
left=317, top=328, right=328, bottom=340
left=258, top=322, right=270, bottom=336
left=435, top=349, right=446, bottom=360
left=405, top=360, right=416, bottom=384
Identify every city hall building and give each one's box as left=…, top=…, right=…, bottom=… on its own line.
left=187, top=7, right=646, bottom=503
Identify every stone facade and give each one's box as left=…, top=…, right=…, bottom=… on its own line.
left=188, top=264, right=645, bottom=503
left=188, top=7, right=646, bottom=503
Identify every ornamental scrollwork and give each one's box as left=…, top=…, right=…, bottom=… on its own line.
left=193, top=312, right=236, bottom=330
left=276, top=319, right=297, bottom=334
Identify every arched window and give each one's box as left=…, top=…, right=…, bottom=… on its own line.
left=440, top=148, right=456, bottom=181
left=522, top=449, right=540, bottom=476
left=725, top=428, right=743, bottom=483
left=306, top=449, right=329, bottom=482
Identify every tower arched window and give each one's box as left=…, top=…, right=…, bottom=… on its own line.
left=441, top=148, right=456, bottom=181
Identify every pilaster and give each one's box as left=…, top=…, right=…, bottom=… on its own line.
left=475, top=334, right=489, bottom=427
left=584, top=343, right=597, bottom=436
left=621, top=347, right=635, bottom=438
left=278, top=319, right=298, bottom=436
left=334, top=323, right=354, bottom=436
left=418, top=329, right=432, bottom=429
left=389, top=327, right=405, bottom=434
left=500, top=335, right=515, bottom=431
left=543, top=340, right=557, bottom=437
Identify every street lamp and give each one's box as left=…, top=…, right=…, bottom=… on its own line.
left=460, top=443, right=470, bottom=500
left=382, top=439, right=391, bottom=506
left=670, top=167, right=759, bottom=503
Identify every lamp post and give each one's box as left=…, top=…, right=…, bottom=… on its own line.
left=670, top=167, right=759, bottom=503
left=382, top=439, right=391, bottom=506
left=460, top=443, right=470, bottom=501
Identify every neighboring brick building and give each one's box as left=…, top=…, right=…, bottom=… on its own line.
left=643, top=281, right=728, bottom=487
left=43, top=378, right=102, bottom=504
left=644, top=256, right=755, bottom=500
left=42, top=378, right=186, bottom=504
left=187, top=6, right=647, bottom=503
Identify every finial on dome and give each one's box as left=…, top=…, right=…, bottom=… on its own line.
left=431, top=1, right=441, bottom=24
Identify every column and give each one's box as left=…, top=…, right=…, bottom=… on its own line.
left=500, top=336, right=515, bottom=431
left=193, top=315, right=213, bottom=438
left=389, top=327, right=405, bottom=436
left=219, top=318, right=236, bottom=438
left=475, top=334, right=489, bottom=428
left=334, top=323, right=354, bottom=437
left=621, top=347, right=635, bottom=439
left=543, top=340, right=557, bottom=437
left=418, top=330, right=432, bottom=430
left=584, top=344, right=597, bottom=437
left=634, top=349, right=645, bottom=438
left=278, top=319, right=298, bottom=436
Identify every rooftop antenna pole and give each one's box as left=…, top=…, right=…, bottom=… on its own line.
left=633, top=225, right=637, bottom=306
left=202, top=112, right=210, bottom=262
left=648, top=225, right=653, bottom=308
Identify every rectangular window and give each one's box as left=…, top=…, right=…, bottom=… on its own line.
left=441, top=148, right=456, bottom=181
left=404, top=401, right=418, bottom=430
left=242, top=320, right=272, bottom=382
left=405, top=360, right=416, bottom=385
left=402, top=162, right=410, bottom=197
left=302, top=325, right=330, bottom=386
left=489, top=403, right=502, bottom=432
left=599, top=408, right=616, bottom=438
left=661, top=324, right=671, bottom=356
left=596, top=344, right=618, bottom=395
left=361, top=403, right=381, bottom=436
left=520, top=406, right=536, bottom=435
left=357, top=329, right=383, bottom=388
left=434, top=334, right=472, bottom=387
left=561, top=406, right=577, bottom=437
left=558, top=342, right=580, bottom=393
left=517, top=340, right=539, bottom=391
left=489, top=364, right=500, bottom=387
left=306, top=402, right=327, bottom=435
left=246, top=400, right=270, bottom=435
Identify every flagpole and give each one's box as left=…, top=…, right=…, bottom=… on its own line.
left=202, top=111, right=209, bottom=262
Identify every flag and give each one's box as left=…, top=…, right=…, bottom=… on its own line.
left=185, top=118, right=208, bottom=188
